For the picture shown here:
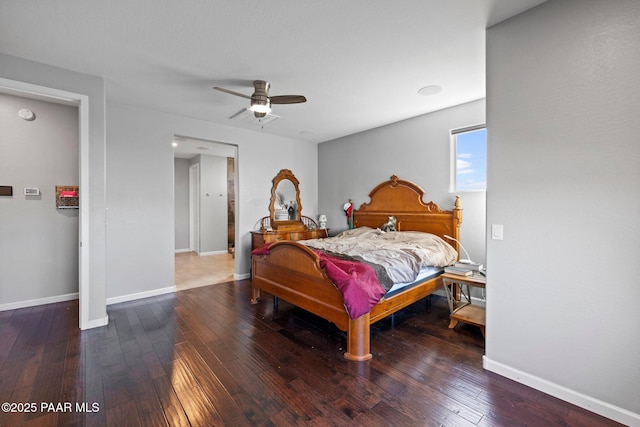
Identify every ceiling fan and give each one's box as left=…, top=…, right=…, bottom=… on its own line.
left=213, top=80, right=307, bottom=118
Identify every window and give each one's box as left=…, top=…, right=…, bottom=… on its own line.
left=451, top=125, right=486, bottom=192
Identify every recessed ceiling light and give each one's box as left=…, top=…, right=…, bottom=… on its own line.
left=418, top=85, right=442, bottom=96
left=299, top=130, right=315, bottom=136
left=172, top=142, right=178, bottom=147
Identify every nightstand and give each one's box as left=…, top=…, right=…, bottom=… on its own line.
left=441, top=272, right=486, bottom=336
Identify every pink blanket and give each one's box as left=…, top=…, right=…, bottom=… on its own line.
left=315, top=251, right=386, bottom=318
left=252, top=244, right=385, bottom=319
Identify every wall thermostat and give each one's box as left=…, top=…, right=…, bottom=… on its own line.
left=24, top=187, right=40, bottom=196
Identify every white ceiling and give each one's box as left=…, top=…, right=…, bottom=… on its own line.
left=0, top=1, right=547, bottom=144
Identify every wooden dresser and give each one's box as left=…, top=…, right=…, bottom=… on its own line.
left=251, top=228, right=328, bottom=250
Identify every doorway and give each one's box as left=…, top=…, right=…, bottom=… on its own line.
left=173, top=137, right=236, bottom=290
left=0, top=77, right=91, bottom=329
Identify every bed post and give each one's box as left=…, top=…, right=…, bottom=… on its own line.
left=251, top=257, right=261, bottom=304
left=454, top=195, right=462, bottom=239
left=344, top=313, right=372, bottom=361
left=250, top=287, right=261, bottom=304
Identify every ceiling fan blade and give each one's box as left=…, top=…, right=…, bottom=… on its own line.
left=270, top=95, right=307, bottom=104
left=213, top=86, right=252, bottom=100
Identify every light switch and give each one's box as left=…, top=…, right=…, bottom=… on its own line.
left=492, top=224, right=504, bottom=240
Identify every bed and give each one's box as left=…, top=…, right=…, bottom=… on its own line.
left=251, top=175, right=462, bottom=361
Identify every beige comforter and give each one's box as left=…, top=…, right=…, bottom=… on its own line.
left=301, top=227, right=457, bottom=284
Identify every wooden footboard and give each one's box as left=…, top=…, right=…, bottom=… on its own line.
left=252, top=241, right=375, bottom=360
left=251, top=241, right=347, bottom=326
left=251, top=241, right=444, bottom=361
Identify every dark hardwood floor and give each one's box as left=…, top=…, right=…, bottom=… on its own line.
left=0, top=280, right=622, bottom=426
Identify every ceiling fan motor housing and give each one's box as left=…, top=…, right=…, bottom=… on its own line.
left=253, top=80, right=270, bottom=94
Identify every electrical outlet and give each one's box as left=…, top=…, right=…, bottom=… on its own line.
left=491, top=224, right=504, bottom=240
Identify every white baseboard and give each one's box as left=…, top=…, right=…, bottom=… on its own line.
left=198, top=250, right=229, bottom=256
left=483, top=356, right=640, bottom=426
left=175, top=248, right=191, bottom=253
left=0, top=292, right=79, bottom=312
left=234, top=272, right=250, bottom=280
left=106, top=286, right=176, bottom=306
left=81, top=315, right=109, bottom=330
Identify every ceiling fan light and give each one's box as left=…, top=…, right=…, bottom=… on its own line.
left=250, top=103, right=271, bottom=114
left=250, top=95, right=271, bottom=114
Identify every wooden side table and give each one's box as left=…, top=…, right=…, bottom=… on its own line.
left=441, top=272, right=486, bottom=336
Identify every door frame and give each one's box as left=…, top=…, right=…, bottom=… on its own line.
left=189, top=163, right=200, bottom=253
left=0, top=77, right=91, bottom=329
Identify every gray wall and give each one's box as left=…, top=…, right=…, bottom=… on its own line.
left=197, top=154, right=228, bottom=254
left=175, top=154, right=234, bottom=254
left=319, top=99, right=486, bottom=264
left=485, top=1, right=640, bottom=423
left=0, top=93, right=79, bottom=304
left=174, top=158, right=190, bottom=251
left=182, top=154, right=229, bottom=255
left=106, top=102, right=319, bottom=301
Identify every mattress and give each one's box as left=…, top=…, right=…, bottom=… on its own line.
left=384, top=265, right=444, bottom=298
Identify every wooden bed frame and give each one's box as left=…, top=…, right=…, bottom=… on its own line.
left=251, top=175, right=462, bottom=361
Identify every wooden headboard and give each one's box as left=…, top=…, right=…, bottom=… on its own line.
left=353, top=175, right=462, bottom=245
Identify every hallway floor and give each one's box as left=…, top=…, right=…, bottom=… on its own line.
left=174, top=251, right=234, bottom=291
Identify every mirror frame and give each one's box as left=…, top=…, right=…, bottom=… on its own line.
left=268, top=169, right=304, bottom=230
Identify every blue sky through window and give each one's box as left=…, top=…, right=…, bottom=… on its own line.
left=456, top=128, right=486, bottom=191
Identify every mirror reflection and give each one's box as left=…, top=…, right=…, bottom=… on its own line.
left=268, top=169, right=303, bottom=229
left=275, top=179, right=297, bottom=220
